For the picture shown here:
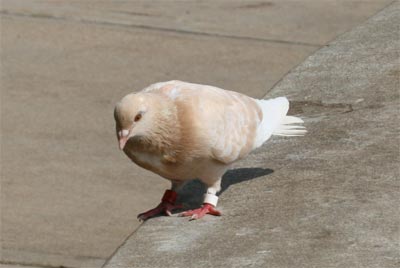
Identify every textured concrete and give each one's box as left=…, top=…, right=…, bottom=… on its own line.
left=0, top=1, right=394, bottom=268
left=104, top=2, right=400, bottom=268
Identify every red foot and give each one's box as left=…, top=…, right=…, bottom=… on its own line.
left=179, top=203, right=221, bottom=220
left=137, top=190, right=183, bottom=221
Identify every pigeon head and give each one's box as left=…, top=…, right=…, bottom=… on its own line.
left=114, top=93, right=155, bottom=150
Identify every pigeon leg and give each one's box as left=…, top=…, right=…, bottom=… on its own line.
left=137, top=189, right=183, bottom=221
left=180, top=178, right=222, bottom=220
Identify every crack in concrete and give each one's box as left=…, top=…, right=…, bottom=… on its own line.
left=0, top=10, right=321, bottom=47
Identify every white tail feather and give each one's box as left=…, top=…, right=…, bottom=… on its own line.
left=254, top=97, right=306, bottom=148
left=282, top=116, right=304, bottom=124
left=273, top=115, right=307, bottom=136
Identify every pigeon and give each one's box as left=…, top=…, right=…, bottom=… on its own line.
left=114, top=80, right=305, bottom=220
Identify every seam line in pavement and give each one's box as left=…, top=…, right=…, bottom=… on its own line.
left=0, top=260, right=76, bottom=268
left=0, top=11, right=321, bottom=48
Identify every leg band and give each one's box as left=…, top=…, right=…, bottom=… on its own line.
left=161, top=190, right=177, bottom=204
left=204, top=193, right=218, bottom=207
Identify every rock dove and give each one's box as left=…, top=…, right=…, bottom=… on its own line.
left=114, top=80, right=305, bottom=220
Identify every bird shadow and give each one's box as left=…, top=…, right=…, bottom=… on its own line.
left=176, top=167, right=273, bottom=210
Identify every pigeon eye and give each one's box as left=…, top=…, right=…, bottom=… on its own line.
left=134, top=113, right=142, bottom=122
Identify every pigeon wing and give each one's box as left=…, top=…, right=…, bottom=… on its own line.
left=146, top=81, right=263, bottom=164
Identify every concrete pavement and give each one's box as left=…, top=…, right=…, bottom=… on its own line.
left=105, top=2, right=400, bottom=268
left=0, top=1, right=394, bottom=267
left=2, top=0, right=391, bottom=46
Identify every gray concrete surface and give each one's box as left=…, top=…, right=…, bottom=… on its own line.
left=104, top=2, right=400, bottom=268
left=0, top=1, right=394, bottom=267
left=2, top=0, right=391, bottom=46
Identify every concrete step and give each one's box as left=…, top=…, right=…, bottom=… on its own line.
left=104, top=2, right=400, bottom=268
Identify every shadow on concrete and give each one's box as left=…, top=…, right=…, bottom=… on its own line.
left=177, top=168, right=273, bottom=209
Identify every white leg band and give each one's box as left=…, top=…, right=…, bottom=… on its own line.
left=204, top=193, right=218, bottom=207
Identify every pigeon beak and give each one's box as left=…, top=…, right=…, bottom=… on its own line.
left=118, top=129, right=130, bottom=150
left=119, top=136, right=128, bottom=150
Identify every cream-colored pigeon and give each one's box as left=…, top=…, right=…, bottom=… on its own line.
left=114, top=80, right=305, bottom=220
